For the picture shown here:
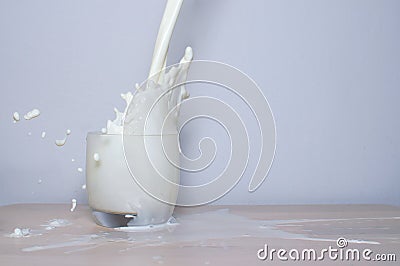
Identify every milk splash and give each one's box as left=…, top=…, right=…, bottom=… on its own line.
left=105, top=0, right=190, bottom=135
left=105, top=47, right=192, bottom=135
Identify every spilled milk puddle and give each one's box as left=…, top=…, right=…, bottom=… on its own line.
left=4, top=209, right=389, bottom=254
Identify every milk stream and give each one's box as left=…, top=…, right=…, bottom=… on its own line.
left=105, top=0, right=191, bottom=135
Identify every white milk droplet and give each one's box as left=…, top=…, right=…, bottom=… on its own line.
left=27, top=132, right=32, bottom=136
left=71, top=158, right=75, bottom=162
left=77, top=167, right=83, bottom=173
left=55, top=129, right=71, bottom=146
left=24, top=109, right=40, bottom=120
left=10, top=227, right=31, bottom=237
left=70, top=199, right=77, bottom=212
left=46, top=219, right=70, bottom=228
left=81, top=184, right=86, bottom=190
left=41, top=131, right=46, bottom=138
left=13, top=112, right=20, bottom=122
left=38, top=179, right=42, bottom=184
left=93, top=153, right=100, bottom=162
left=101, top=128, right=107, bottom=134
left=55, top=138, right=67, bottom=146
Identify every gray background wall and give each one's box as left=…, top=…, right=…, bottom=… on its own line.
left=0, top=0, right=399, bottom=206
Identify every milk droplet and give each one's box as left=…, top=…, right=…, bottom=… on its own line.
left=24, top=109, right=40, bottom=120
left=101, top=128, right=107, bottom=134
left=70, top=199, right=77, bottom=212
left=38, top=179, right=42, bottom=184
left=10, top=227, right=31, bottom=238
left=55, top=129, right=71, bottom=146
left=41, top=131, right=46, bottom=138
left=81, top=184, right=86, bottom=190
left=71, top=158, right=75, bottom=162
left=27, top=132, right=32, bottom=136
left=55, top=138, right=67, bottom=146
left=13, top=112, right=20, bottom=122
left=14, top=228, right=22, bottom=235
left=93, top=153, right=100, bottom=162
left=77, top=167, right=83, bottom=173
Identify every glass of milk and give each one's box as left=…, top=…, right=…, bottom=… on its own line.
left=86, top=132, right=179, bottom=227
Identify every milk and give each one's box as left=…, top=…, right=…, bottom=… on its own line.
left=106, top=46, right=192, bottom=135
left=87, top=0, right=191, bottom=227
